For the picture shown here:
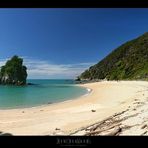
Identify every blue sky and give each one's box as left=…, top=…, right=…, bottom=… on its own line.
left=0, top=8, right=148, bottom=79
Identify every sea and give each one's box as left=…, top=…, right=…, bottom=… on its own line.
left=0, top=79, right=88, bottom=109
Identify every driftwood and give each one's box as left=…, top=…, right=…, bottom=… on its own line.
left=70, top=109, right=129, bottom=135
left=71, top=104, right=144, bottom=136
left=141, top=131, right=147, bottom=135
left=85, top=123, right=122, bottom=136
left=82, top=109, right=136, bottom=136
left=141, top=124, right=147, bottom=129
left=105, top=127, right=122, bottom=136
left=89, top=110, right=128, bottom=132
left=90, top=120, right=106, bottom=132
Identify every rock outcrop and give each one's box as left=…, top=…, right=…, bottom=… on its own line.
left=0, top=55, right=27, bottom=85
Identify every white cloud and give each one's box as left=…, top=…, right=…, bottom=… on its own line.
left=0, top=58, right=8, bottom=67
left=0, top=57, right=95, bottom=79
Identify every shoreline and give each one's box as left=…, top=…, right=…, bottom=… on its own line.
left=0, top=85, right=91, bottom=111
left=0, top=81, right=147, bottom=135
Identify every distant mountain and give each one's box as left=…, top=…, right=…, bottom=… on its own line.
left=79, top=32, right=148, bottom=81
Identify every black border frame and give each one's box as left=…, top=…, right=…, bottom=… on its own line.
left=0, top=0, right=148, bottom=147
left=0, top=0, right=148, bottom=8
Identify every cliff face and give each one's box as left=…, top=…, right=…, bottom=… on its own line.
left=79, top=32, right=148, bottom=81
left=0, top=55, right=27, bottom=85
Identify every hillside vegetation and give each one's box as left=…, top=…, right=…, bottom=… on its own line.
left=0, top=55, right=27, bottom=85
left=79, top=32, right=148, bottom=81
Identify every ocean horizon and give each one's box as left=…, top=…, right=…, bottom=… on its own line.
left=0, top=79, right=88, bottom=109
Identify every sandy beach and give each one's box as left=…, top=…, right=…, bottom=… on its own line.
left=0, top=81, right=148, bottom=135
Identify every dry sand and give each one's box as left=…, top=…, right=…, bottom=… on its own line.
left=0, top=81, right=147, bottom=135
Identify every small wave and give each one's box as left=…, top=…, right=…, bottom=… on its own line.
left=82, top=88, right=92, bottom=97
left=87, top=88, right=92, bottom=92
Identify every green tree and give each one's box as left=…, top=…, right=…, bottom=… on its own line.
left=0, top=55, right=27, bottom=85
left=78, top=32, right=148, bottom=81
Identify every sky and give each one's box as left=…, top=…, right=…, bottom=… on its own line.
left=0, top=8, right=148, bottom=79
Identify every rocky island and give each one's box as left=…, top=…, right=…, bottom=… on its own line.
left=0, top=55, right=27, bottom=85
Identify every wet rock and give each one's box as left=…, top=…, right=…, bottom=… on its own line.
left=0, top=132, right=13, bottom=136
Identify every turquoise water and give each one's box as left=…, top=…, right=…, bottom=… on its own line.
left=0, top=79, right=87, bottom=109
